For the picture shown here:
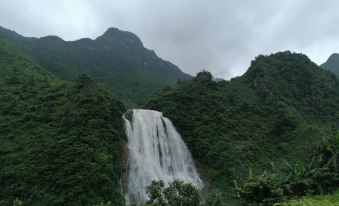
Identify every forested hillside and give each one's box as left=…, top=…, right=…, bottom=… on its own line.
left=322, top=53, right=339, bottom=77
left=0, top=38, right=126, bottom=206
left=148, top=51, right=339, bottom=191
left=0, top=26, right=190, bottom=106
left=1, top=33, right=338, bottom=205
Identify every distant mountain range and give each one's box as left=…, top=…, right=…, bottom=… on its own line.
left=322, top=53, right=339, bottom=76
left=0, top=26, right=190, bottom=106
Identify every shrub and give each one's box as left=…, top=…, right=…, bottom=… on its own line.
left=234, top=172, right=284, bottom=206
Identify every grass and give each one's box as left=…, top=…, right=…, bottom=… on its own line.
left=275, top=190, right=339, bottom=206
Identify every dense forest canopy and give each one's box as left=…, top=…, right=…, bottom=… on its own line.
left=148, top=52, right=339, bottom=191
left=0, top=38, right=126, bottom=205
left=0, top=25, right=338, bottom=206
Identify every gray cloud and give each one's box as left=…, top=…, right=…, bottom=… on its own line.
left=0, top=0, right=339, bottom=79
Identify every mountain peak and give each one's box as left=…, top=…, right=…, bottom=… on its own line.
left=99, top=27, right=139, bottom=40
left=96, top=27, right=144, bottom=48
left=245, top=51, right=313, bottom=77
left=240, top=51, right=335, bottom=98
left=0, top=25, right=189, bottom=106
left=103, top=27, right=121, bottom=35
left=328, top=53, right=339, bottom=61
left=39, top=35, right=63, bottom=42
left=321, top=53, right=339, bottom=76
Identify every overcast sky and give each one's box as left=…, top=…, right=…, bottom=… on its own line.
left=0, top=0, right=338, bottom=79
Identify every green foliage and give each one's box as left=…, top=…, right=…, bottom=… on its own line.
left=0, top=26, right=190, bottom=106
left=275, top=189, right=339, bottom=206
left=147, top=52, right=339, bottom=200
left=0, top=39, right=126, bottom=205
left=204, top=190, right=229, bottom=206
left=234, top=172, right=284, bottom=206
left=92, top=201, right=113, bottom=206
left=1, top=30, right=339, bottom=206
left=12, top=198, right=23, bottom=206
left=235, top=131, right=339, bottom=205
left=143, top=181, right=229, bottom=206
left=147, top=52, right=339, bottom=197
left=281, top=163, right=314, bottom=197
left=145, top=180, right=202, bottom=206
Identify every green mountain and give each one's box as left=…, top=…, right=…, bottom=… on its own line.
left=1, top=28, right=338, bottom=205
left=321, top=53, right=339, bottom=76
left=0, top=38, right=126, bottom=206
left=0, top=26, right=190, bottom=106
left=147, top=51, right=339, bottom=190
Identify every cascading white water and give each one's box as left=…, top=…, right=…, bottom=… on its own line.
left=123, top=109, right=203, bottom=204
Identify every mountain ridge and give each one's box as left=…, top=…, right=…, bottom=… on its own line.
left=0, top=25, right=191, bottom=106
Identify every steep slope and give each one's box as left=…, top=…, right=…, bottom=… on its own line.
left=147, top=52, right=339, bottom=191
left=0, top=26, right=190, bottom=106
left=0, top=39, right=126, bottom=206
left=321, top=53, right=339, bottom=76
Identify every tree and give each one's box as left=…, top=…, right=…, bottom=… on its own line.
left=146, top=180, right=201, bottom=206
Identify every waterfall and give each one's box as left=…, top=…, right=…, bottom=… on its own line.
left=123, top=109, right=203, bottom=204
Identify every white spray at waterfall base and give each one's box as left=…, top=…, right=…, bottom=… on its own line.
left=123, top=109, right=203, bottom=203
